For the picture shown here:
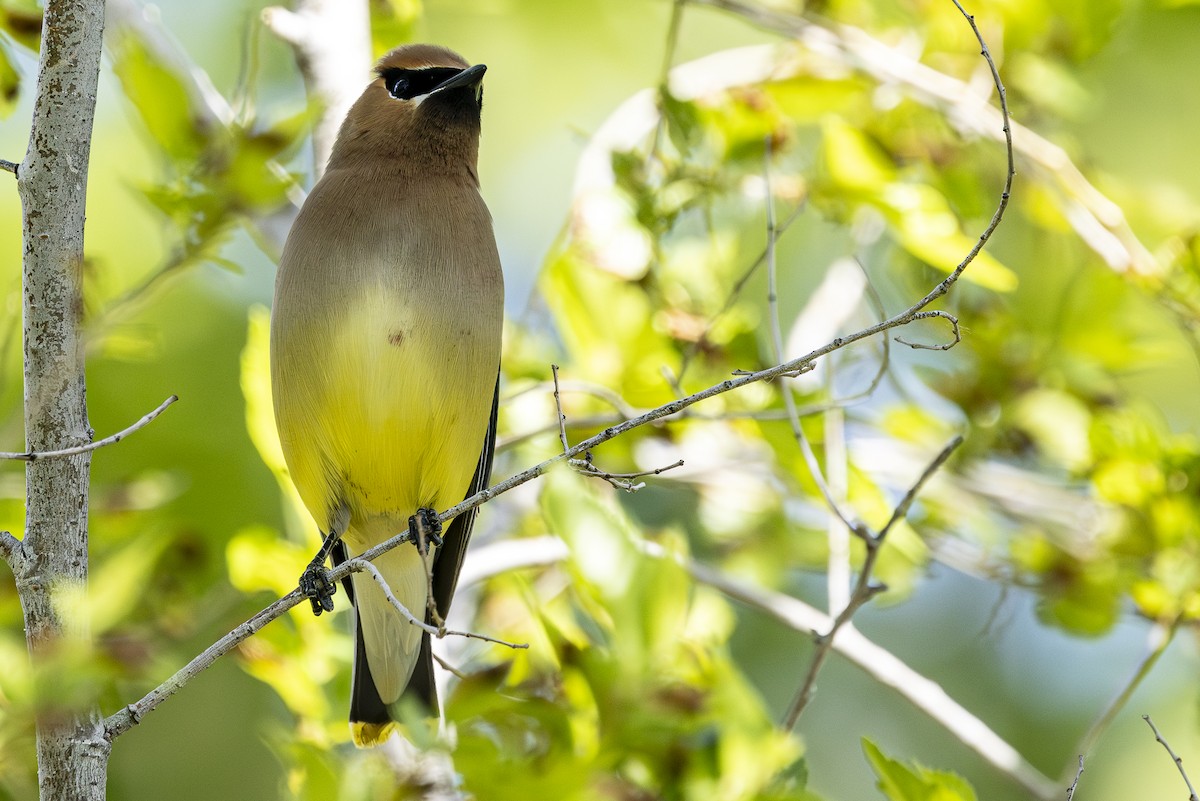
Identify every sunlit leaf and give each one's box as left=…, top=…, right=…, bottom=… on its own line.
left=110, top=32, right=207, bottom=162
left=863, top=739, right=978, bottom=801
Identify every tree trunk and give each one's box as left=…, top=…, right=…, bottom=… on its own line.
left=13, top=0, right=109, bottom=797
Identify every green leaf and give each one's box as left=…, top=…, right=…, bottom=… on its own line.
left=110, top=32, right=207, bottom=162
left=863, top=739, right=978, bottom=801
left=0, top=35, right=22, bottom=117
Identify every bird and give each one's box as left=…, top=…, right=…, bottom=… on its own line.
left=269, top=43, right=503, bottom=748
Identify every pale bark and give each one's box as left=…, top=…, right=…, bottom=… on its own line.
left=9, top=0, right=109, bottom=798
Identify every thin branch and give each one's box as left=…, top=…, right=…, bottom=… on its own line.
left=104, top=589, right=304, bottom=740
left=0, top=395, right=178, bottom=461
left=0, top=158, right=17, bottom=175
left=102, top=549, right=525, bottom=741
left=431, top=652, right=469, bottom=681
left=762, top=137, right=862, bottom=539
left=1065, top=756, right=1084, bottom=801
left=569, top=457, right=685, bottom=492
left=878, top=435, right=964, bottom=539
left=634, top=537, right=1058, bottom=799
left=1068, top=618, right=1178, bottom=775
left=894, top=310, right=962, bottom=351
left=105, top=288, right=963, bottom=740
left=552, top=363, right=684, bottom=491
left=351, top=559, right=527, bottom=650
left=783, top=434, right=964, bottom=728
left=1144, top=715, right=1200, bottom=801
left=551, top=364, right=570, bottom=452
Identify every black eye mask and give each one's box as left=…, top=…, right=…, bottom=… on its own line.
left=379, top=67, right=464, bottom=100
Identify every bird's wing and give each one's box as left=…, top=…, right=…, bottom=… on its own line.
left=431, top=372, right=499, bottom=619
left=401, top=374, right=499, bottom=709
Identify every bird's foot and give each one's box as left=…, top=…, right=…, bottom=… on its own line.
left=300, top=558, right=337, bottom=616
left=409, top=507, right=443, bottom=555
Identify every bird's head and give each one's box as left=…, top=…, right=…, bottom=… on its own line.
left=329, top=44, right=487, bottom=179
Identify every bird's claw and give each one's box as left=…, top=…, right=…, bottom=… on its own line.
left=409, top=507, right=443, bottom=554
left=300, top=560, right=337, bottom=616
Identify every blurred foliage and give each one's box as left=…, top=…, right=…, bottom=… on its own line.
left=1, top=0, right=1200, bottom=800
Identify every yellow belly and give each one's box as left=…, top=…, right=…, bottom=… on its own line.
left=273, top=287, right=497, bottom=544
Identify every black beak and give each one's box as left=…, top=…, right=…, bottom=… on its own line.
left=432, top=64, right=487, bottom=94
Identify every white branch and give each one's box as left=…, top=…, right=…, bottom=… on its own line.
left=635, top=539, right=1058, bottom=800
left=263, top=0, right=371, bottom=177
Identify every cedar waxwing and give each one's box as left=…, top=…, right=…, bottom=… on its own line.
left=269, top=43, right=503, bottom=747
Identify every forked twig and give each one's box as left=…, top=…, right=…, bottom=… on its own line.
left=783, top=435, right=964, bottom=727
left=553, top=363, right=685, bottom=491
left=1144, top=715, right=1200, bottom=801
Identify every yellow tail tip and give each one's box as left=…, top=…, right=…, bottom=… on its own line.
left=351, top=721, right=398, bottom=748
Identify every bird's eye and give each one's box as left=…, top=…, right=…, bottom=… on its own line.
left=388, top=76, right=411, bottom=99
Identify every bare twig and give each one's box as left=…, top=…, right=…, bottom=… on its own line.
left=0, top=158, right=17, bottom=175
left=0, top=395, right=178, bottom=461
left=431, top=652, right=469, bottom=680
left=1144, top=715, right=1200, bottom=801
left=1066, top=756, right=1084, bottom=801
left=551, top=364, right=570, bottom=452
left=894, top=310, right=962, bottom=351
left=878, top=435, right=964, bottom=539
left=1069, top=618, right=1178, bottom=776
left=351, top=559, right=527, bottom=650
left=569, top=457, right=685, bottom=492
left=784, top=434, right=964, bottom=728
left=105, top=590, right=305, bottom=739
left=552, top=363, right=685, bottom=491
